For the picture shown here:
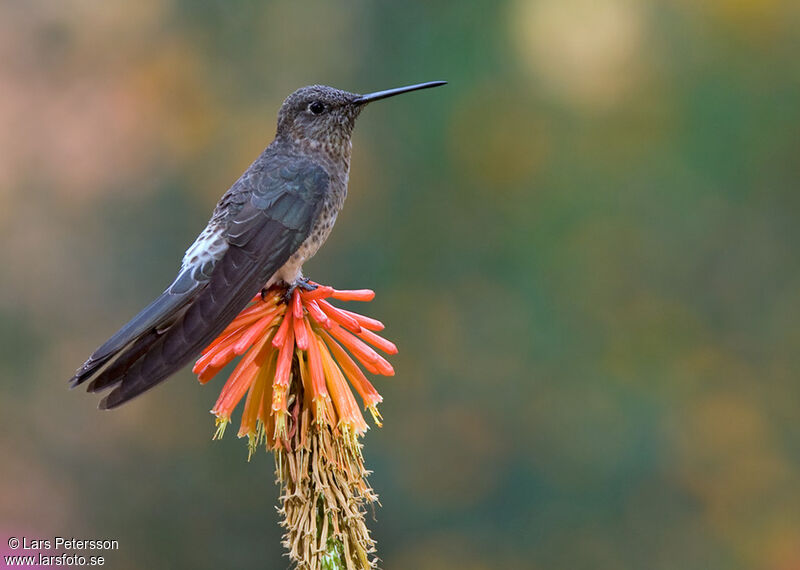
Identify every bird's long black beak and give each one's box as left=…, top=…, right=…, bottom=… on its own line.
left=353, top=81, right=447, bottom=104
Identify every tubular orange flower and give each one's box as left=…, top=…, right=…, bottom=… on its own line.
left=194, top=280, right=396, bottom=569
left=195, top=282, right=395, bottom=450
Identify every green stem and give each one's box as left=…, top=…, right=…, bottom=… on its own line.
left=318, top=499, right=346, bottom=570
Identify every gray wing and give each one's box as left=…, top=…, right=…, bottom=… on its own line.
left=69, top=156, right=329, bottom=409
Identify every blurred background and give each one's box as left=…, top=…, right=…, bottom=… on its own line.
left=1, top=0, right=799, bottom=568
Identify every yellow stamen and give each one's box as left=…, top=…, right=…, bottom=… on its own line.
left=368, top=405, right=383, bottom=428
left=213, top=416, right=229, bottom=440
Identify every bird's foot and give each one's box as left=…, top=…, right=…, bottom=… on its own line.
left=282, top=278, right=317, bottom=304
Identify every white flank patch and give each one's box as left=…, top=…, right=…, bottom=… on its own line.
left=181, top=225, right=229, bottom=271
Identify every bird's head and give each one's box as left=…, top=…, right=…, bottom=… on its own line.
left=275, top=81, right=446, bottom=156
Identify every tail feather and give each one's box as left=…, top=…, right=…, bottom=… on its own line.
left=69, top=271, right=198, bottom=389
left=86, top=330, right=161, bottom=393
left=85, top=244, right=269, bottom=409
left=97, top=265, right=263, bottom=409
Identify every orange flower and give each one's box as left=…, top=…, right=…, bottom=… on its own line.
left=196, top=281, right=395, bottom=568
left=193, top=282, right=395, bottom=455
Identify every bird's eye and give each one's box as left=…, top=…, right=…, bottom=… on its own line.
left=308, top=101, right=325, bottom=115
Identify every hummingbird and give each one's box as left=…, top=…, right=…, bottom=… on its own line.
left=70, top=80, right=446, bottom=409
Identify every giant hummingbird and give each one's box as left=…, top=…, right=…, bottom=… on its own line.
left=70, top=81, right=446, bottom=409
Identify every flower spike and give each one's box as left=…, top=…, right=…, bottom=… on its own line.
left=196, top=281, right=395, bottom=450
left=195, top=281, right=395, bottom=568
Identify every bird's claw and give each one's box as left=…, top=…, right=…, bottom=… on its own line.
left=282, top=278, right=317, bottom=304
left=297, top=278, right=318, bottom=292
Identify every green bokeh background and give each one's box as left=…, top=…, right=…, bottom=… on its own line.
left=1, top=1, right=799, bottom=568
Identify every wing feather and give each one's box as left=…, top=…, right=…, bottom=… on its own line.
left=70, top=154, right=329, bottom=409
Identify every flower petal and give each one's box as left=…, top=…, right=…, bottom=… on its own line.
left=233, top=312, right=279, bottom=355
left=327, top=324, right=394, bottom=376
left=238, top=362, right=269, bottom=438
left=293, top=313, right=310, bottom=350
left=298, top=285, right=334, bottom=301
left=212, top=334, right=274, bottom=418
left=317, top=300, right=361, bottom=333
left=271, top=305, right=292, bottom=348
left=337, top=308, right=385, bottom=331
left=305, top=318, right=329, bottom=404
left=319, top=331, right=383, bottom=410
left=318, top=340, right=368, bottom=434
left=305, top=300, right=331, bottom=328
left=330, top=288, right=375, bottom=302
left=273, top=312, right=296, bottom=388
left=356, top=328, right=398, bottom=355
left=292, top=289, right=304, bottom=320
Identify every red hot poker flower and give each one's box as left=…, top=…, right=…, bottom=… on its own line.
left=193, top=282, right=395, bottom=456
left=195, top=281, right=396, bottom=568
